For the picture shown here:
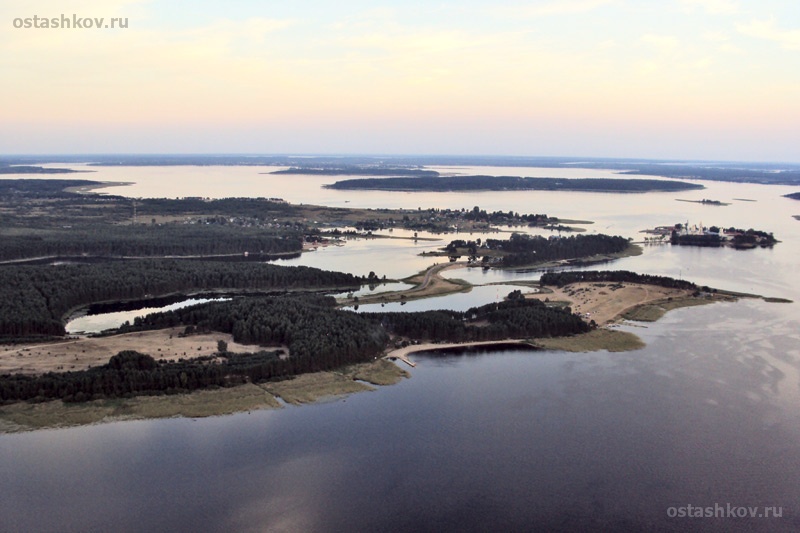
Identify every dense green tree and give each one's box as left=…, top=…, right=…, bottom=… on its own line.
left=0, top=261, right=363, bottom=339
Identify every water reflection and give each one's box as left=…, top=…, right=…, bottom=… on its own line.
left=65, top=298, right=229, bottom=334
left=348, top=284, right=525, bottom=313
left=4, top=303, right=800, bottom=532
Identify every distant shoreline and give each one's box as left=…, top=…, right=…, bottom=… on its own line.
left=64, top=181, right=134, bottom=194
left=325, top=175, right=705, bottom=193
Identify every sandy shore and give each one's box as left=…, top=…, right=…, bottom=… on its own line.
left=525, top=281, right=698, bottom=325
left=63, top=181, right=134, bottom=194
left=0, top=327, right=268, bottom=375
left=385, top=339, right=537, bottom=365
left=340, top=262, right=470, bottom=306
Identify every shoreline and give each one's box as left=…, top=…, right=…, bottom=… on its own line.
left=339, top=262, right=471, bottom=306
left=0, top=359, right=409, bottom=433
left=63, top=181, right=135, bottom=194
left=1, top=276, right=781, bottom=432
left=384, top=339, right=539, bottom=365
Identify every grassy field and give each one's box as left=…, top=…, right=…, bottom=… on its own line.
left=532, top=329, right=645, bottom=352
left=347, top=359, right=410, bottom=385
left=622, top=295, right=725, bottom=322
left=0, top=384, right=281, bottom=433
left=261, top=372, right=374, bottom=405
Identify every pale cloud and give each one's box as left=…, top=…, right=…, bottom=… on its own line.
left=1, top=0, right=150, bottom=12
left=3, top=0, right=799, bottom=159
left=329, top=7, right=398, bottom=31
left=702, top=31, right=743, bottom=53
left=0, top=10, right=303, bottom=125
left=0, top=0, right=151, bottom=29
left=490, top=0, right=617, bottom=18
left=641, top=33, right=682, bottom=53
left=338, top=29, right=487, bottom=55
left=703, top=31, right=729, bottom=42
left=737, top=19, right=800, bottom=50
left=678, top=0, right=740, bottom=15
left=182, top=17, right=294, bottom=48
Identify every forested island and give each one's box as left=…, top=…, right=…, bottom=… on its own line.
left=0, top=295, right=588, bottom=404
left=786, top=192, right=800, bottom=200
left=676, top=198, right=730, bottom=206
left=669, top=225, right=777, bottom=249
left=326, top=175, right=704, bottom=193
left=441, top=233, right=633, bottom=267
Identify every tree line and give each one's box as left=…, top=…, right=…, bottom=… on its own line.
left=0, top=350, right=283, bottom=404
left=0, top=224, right=302, bottom=262
left=367, top=298, right=589, bottom=343
left=445, top=233, right=631, bottom=267
left=0, top=261, right=363, bottom=339
left=539, top=270, right=700, bottom=291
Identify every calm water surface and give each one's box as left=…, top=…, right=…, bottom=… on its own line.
left=1, top=166, right=799, bottom=532
left=65, top=298, right=229, bottom=334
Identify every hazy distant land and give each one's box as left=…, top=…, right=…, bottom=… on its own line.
left=0, top=165, right=90, bottom=175
left=325, top=175, right=704, bottom=193
left=3, top=154, right=800, bottom=186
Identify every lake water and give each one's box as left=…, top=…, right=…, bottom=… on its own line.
left=65, top=298, right=229, bottom=335
left=2, top=165, right=800, bottom=532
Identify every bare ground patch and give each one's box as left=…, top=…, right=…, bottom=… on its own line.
left=526, top=282, right=702, bottom=325
left=0, top=327, right=268, bottom=375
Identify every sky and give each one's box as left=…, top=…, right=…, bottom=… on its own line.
left=2, top=0, right=799, bottom=161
